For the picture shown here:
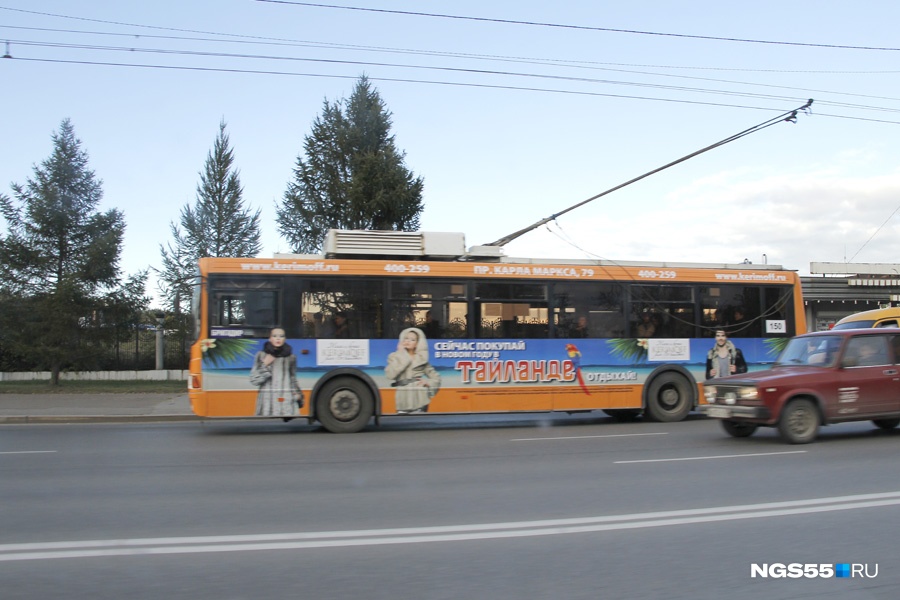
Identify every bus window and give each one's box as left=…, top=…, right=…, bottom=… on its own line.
left=632, top=285, right=696, bottom=338
left=762, top=286, right=794, bottom=337
left=388, top=280, right=467, bottom=339
left=475, top=282, right=547, bottom=338
left=700, top=285, right=762, bottom=337
left=208, top=277, right=279, bottom=338
left=698, top=285, right=795, bottom=338
left=302, top=278, right=384, bottom=339
left=552, top=282, right=625, bottom=338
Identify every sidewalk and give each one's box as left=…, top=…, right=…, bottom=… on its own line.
left=0, top=393, right=197, bottom=423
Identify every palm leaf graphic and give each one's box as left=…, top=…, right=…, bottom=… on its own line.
left=763, top=337, right=791, bottom=358
left=201, top=338, right=257, bottom=368
left=607, top=338, right=649, bottom=362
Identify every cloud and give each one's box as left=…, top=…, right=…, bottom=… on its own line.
left=505, top=168, right=900, bottom=274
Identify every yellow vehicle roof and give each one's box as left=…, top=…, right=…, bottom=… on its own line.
left=835, top=307, right=900, bottom=327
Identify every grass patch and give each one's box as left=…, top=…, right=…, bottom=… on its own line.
left=0, top=379, right=188, bottom=394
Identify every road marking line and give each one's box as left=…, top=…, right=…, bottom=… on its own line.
left=615, top=450, right=806, bottom=464
left=511, top=432, right=668, bottom=441
left=3, top=490, right=899, bottom=562
left=0, top=451, right=57, bottom=455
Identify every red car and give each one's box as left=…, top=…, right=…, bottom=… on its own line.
left=699, top=329, right=900, bottom=444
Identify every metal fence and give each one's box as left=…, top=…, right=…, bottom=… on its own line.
left=101, top=328, right=192, bottom=371
left=0, top=329, right=192, bottom=373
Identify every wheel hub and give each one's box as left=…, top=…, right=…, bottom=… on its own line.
left=789, top=406, right=812, bottom=434
left=660, top=386, right=680, bottom=409
left=330, top=390, right=360, bottom=421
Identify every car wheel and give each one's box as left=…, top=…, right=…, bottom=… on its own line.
left=602, top=409, right=642, bottom=422
left=721, top=420, right=758, bottom=438
left=315, top=377, right=374, bottom=433
left=644, top=372, right=693, bottom=422
left=777, top=399, right=819, bottom=444
left=872, top=418, right=900, bottom=430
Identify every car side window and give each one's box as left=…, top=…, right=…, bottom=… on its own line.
left=842, top=336, right=890, bottom=368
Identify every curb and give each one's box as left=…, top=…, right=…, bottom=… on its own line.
left=0, top=415, right=201, bottom=424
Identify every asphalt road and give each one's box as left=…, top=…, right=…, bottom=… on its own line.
left=2, top=413, right=899, bottom=599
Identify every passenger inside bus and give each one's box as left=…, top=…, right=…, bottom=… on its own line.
left=571, top=316, right=590, bottom=337
left=421, top=310, right=442, bottom=338
left=635, top=310, right=656, bottom=337
left=332, top=313, right=350, bottom=338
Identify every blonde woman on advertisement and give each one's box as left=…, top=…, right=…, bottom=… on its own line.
left=385, top=327, right=441, bottom=413
left=250, top=327, right=303, bottom=417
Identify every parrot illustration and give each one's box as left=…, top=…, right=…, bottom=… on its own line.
left=565, top=343, right=590, bottom=395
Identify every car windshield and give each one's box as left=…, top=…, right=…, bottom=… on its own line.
left=775, top=335, right=841, bottom=367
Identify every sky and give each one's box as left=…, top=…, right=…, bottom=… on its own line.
left=2, top=1, right=900, bottom=307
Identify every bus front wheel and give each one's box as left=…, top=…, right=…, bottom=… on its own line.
left=315, top=377, right=374, bottom=433
left=644, top=372, right=693, bottom=422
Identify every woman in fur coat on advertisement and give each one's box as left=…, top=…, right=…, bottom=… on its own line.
left=385, top=327, right=440, bottom=413
left=250, top=327, right=303, bottom=416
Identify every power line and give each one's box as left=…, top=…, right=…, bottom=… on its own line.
left=6, top=2, right=900, bottom=114
left=0, top=39, right=817, bottom=105
left=5, top=56, right=806, bottom=112
left=5, top=9, right=899, bottom=117
left=8, top=53, right=900, bottom=125
left=4, top=9, right=900, bottom=109
left=811, top=112, right=900, bottom=125
left=4, top=6, right=897, bottom=122
left=257, top=1, right=900, bottom=52
left=5, top=23, right=900, bottom=75
left=7, top=38, right=900, bottom=117
left=8, top=29, right=900, bottom=107
left=849, top=204, right=900, bottom=262
left=0, top=5, right=278, bottom=42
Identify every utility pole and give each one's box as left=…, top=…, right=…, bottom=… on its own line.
left=155, top=312, right=166, bottom=371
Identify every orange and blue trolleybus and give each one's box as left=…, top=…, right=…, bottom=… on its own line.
left=188, top=230, right=806, bottom=432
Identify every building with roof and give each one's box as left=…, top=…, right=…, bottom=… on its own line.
left=803, top=262, right=900, bottom=331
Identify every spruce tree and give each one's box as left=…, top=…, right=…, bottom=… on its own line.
left=0, top=119, right=128, bottom=382
left=278, top=75, right=424, bottom=253
left=159, top=120, right=262, bottom=311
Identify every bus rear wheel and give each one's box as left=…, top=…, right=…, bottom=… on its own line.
left=644, top=372, right=693, bottom=422
left=315, top=377, right=374, bottom=433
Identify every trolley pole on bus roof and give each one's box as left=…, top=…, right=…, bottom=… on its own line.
left=486, top=99, right=814, bottom=248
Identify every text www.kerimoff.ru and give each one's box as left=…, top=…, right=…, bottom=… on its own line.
left=714, top=272, right=787, bottom=282
left=239, top=261, right=340, bottom=272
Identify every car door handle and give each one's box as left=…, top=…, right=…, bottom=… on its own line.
left=884, top=369, right=898, bottom=375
